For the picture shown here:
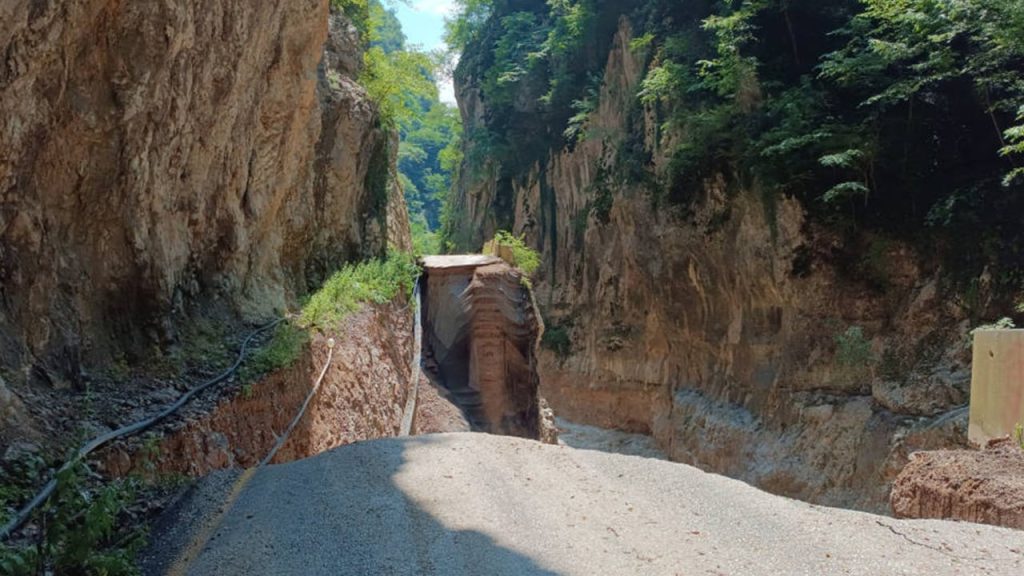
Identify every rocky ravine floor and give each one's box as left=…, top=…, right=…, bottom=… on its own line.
left=149, top=433, right=1022, bottom=576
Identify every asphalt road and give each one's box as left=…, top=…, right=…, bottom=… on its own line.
left=164, top=433, right=1023, bottom=576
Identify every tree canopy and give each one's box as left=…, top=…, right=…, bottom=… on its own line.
left=341, top=0, right=463, bottom=255
left=447, top=0, right=1024, bottom=286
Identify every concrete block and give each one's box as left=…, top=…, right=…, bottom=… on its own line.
left=968, top=329, right=1024, bottom=445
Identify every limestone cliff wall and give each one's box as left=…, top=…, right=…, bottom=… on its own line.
left=0, top=2, right=409, bottom=394
left=453, top=19, right=972, bottom=512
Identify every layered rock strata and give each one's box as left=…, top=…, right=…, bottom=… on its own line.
left=421, top=256, right=546, bottom=440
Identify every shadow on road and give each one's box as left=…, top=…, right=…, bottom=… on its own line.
left=554, top=418, right=667, bottom=461
left=167, top=434, right=563, bottom=576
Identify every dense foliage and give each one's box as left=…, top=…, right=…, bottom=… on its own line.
left=355, top=2, right=462, bottom=255
left=447, top=0, right=1024, bottom=292
left=486, top=231, right=542, bottom=276
left=447, top=0, right=619, bottom=173
left=331, top=0, right=372, bottom=39
left=300, top=252, right=420, bottom=328
left=1, top=462, right=144, bottom=576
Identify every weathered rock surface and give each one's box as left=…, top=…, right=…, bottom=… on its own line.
left=421, top=256, right=547, bottom=440
left=0, top=377, right=26, bottom=430
left=452, top=18, right=971, bottom=511
left=892, top=439, right=1024, bottom=530
left=0, top=3, right=408, bottom=444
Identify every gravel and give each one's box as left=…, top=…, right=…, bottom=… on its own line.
left=168, top=433, right=1023, bottom=576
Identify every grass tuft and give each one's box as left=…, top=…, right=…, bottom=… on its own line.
left=486, top=231, right=541, bottom=277
left=299, top=252, right=420, bottom=329
left=240, top=323, right=310, bottom=383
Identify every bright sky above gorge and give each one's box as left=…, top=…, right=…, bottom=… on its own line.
left=395, top=0, right=458, bottom=104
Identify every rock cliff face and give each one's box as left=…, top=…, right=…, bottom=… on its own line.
left=0, top=3, right=408, bottom=401
left=452, top=19, right=971, bottom=511
left=421, top=256, right=546, bottom=440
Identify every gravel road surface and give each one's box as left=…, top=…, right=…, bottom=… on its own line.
left=170, top=433, right=1023, bottom=575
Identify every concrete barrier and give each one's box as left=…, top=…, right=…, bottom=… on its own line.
left=968, top=329, right=1024, bottom=445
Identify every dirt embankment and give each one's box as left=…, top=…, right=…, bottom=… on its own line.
left=421, top=256, right=551, bottom=441
left=891, top=439, right=1024, bottom=530
left=102, top=302, right=415, bottom=477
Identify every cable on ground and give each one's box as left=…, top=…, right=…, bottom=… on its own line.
left=0, top=317, right=286, bottom=541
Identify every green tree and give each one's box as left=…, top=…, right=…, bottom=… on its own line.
left=400, top=102, right=462, bottom=230
left=354, top=0, right=463, bottom=253
left=370, top=0, right=407, bottom=53
left=447, top=0, right=1024, bottom=282
left=361, top=47, right=436, bottom=129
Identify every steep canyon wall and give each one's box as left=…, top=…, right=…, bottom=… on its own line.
left=452, top=19, right=972, bottom=512
left=0, top=2, right=409, bottom=442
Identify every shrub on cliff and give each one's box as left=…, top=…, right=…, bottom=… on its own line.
left=835, top=326, right=873, bottom=369
left=240, top=324, right=310, bottom=384
left=486, top=231, right=541, bottom=277
left=448, top=0, right=1024, bottom=289
left=0, top=462, right=144, bottom=576
left=300, top=252, right=420, bottom=329
left=541, top=322, right=572, bottom=360
left=332, top=0, right=371, bottom=40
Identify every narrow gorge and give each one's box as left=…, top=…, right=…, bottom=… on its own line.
left=1, top=0, right=1023, bottom=574
left=445, top=0, right=1024, bottom=514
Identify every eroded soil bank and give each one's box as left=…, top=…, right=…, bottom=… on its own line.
left=101, top=253, right=561, bottom=478
left=892, top=439, right=1024, bottom=530
left=420, top=256, right=553, bottom=441
left=101, top=302, right=415, bottom=477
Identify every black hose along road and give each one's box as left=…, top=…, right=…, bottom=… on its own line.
left=0, top=317, right=287, bottom=541
left=2, top=277, right=426, bottom=543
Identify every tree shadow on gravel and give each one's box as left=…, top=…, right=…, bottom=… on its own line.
left=160, top=434, right=564, bottom=576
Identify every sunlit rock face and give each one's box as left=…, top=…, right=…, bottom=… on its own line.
left=451, top=18, right=971, bottom=512
left=0, top=2, right=409, bottom=393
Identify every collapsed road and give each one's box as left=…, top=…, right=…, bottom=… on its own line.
left=151, top=433, right=1022, bottom=576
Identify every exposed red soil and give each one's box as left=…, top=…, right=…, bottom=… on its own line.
left=421, top=257, right=545, bottom=439
left=412, top=375, right=471, bottom=435
left=891, top=438, right=1024, bottom=530
left=101, top=302, right=415, bottom=477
